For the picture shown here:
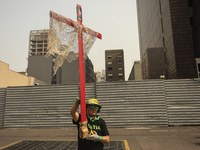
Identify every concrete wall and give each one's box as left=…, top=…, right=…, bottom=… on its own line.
left=27, top=55, right=96, bottom=84
left=61, top=59, right=79, bottom=84
left=27, top=55, right=53, bottom=84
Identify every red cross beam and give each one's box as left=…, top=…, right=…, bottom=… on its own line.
left=50, top=5, right=102, bottom=123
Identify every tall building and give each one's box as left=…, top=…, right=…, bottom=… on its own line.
left=29, top=30, right=48, bottom=56
left=27, top=29, right=96, bottom=84
left=105, top=49, right=125, bottom=81
left=143, top=48, right=167, bottom=79
left=128, top=60, right=142, bottom=80
left=136, top=0, right=200, bottom=79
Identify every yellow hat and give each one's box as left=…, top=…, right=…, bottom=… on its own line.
left=86, top=99, right=101, bottom=113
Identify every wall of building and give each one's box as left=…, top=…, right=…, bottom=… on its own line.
left=27, top=55, right=53, bottom=84
left=146, top=48, right=166, bottom=79
left=29, top=29, right=48, bottom=56
left=61, top=57, right=96, bottom=84
left=85, top=57, right=96, bottom=83
left=0, top=61, right=35, bottom=88
left=128, top=65, right=135, bottom=80
left=134, top=61, right=142, bottom=80
left=96, top=69, right=106, bottom=82
left=137, top=0, right=165, bottom=79
left=169, top=0, right=197, bottom=79
left=128, top=61, right=142, bottom=80
left=193, top=0, right=200, bottom=58
left=160, top=0, right=176, bottom=79
left=196, top=58, right=200, bottom=78
left=27, top=55, right=96, bottom=84
left=136, top=0, right=198, bottom=79
left=61, top=59, right=79, bottom=84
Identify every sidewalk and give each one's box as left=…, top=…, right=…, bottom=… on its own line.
left=0, top=126, right=200, bottom=150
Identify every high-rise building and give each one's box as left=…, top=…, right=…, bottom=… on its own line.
left=29, top=30, right=48, bottom=56
left=105, top=49, right=125, bottom=81
left=27, top=29, right=96, bottom=84
left=136, top=0, right=200, bottom=79
left=143, top=48, right=167, bottom=79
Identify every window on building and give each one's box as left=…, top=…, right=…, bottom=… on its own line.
left=117, top=55, right=122, bottom=58
left=108, top=74, right=113, bottom=77
left=118, top=67, right=122, bottom=71
left=108, top=67, right=112, bottom=71
left=118, top=61, right=122, bottom=64
left=108, top=55, right=112, bottom=59
left=118, top=73, right=123, bottom=76
left=108, top=62, right=112, bottom=65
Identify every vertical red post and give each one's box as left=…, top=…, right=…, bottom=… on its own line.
left=77, top=4, right=86, bottom=123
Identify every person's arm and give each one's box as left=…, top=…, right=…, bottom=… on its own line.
left=100, top=119, right=110, bottom=143
left=70, top=97, right=80, bottom=122
left=101, top=135, right=110, bottom=143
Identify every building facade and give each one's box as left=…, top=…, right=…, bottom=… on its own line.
left=128, top=60, right=142, bottom=80
left=96, top=69, right=106, bottom=83
left=27, top=29, right=96, bottom=84
left=196, top=58, right=200, bottom=78
left=143, top=48, right=167, bottom=79
left=136, top=0, right=200, bottom=79
left=0, top=61, right=46, bottom=88
left=105, top=49, right=125, bottom=81
left=29, top=30, right=48, bottom=56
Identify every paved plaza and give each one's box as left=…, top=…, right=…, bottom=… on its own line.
left=0, top=126, right=200, bottom=150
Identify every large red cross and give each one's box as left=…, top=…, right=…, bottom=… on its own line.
left=50, top=4, right=102, bottom=123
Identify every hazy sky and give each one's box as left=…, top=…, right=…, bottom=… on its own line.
left=0, top=0, right=140, bottom=80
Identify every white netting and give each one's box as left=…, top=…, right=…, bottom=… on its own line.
left=46, top=15, right=96, bottom=75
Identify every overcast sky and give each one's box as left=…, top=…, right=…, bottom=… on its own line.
left=0, top=0, right=140, bottom=80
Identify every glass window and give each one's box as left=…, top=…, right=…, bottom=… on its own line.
left=108, top=62, right=112, bottom=65
left=108, top=67, right=112, bottom=71
left=108, top=55, right=112, bottom=59
left=117, top=55, right=122, bottom=58
left=108, top=74, right=113, bottom=77
left=118, top=61, right=122, bottom=64
left=118, top=73, right=123, bottom=76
